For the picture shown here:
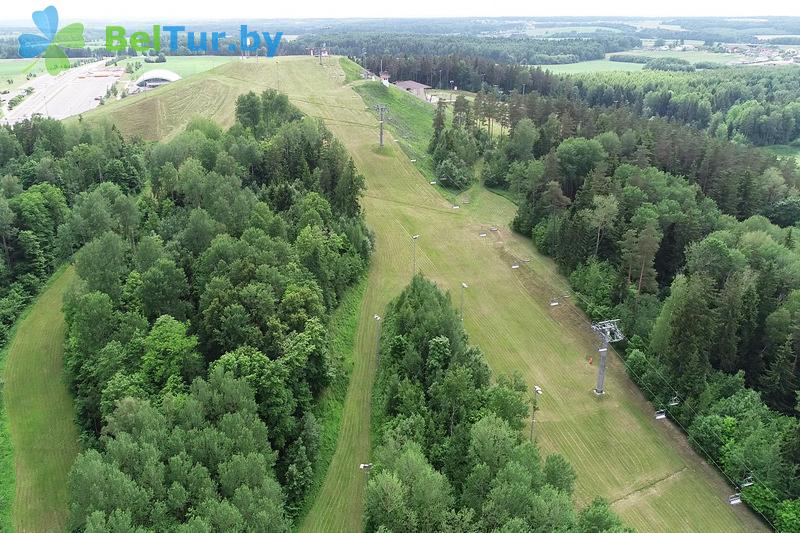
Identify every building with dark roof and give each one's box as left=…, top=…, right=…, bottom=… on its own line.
left=394, top=80, right=430, bottom=99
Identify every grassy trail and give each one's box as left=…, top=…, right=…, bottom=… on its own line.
left=2, top=267, right=79, bottom=533
left=81, top=56, right=765, bottom=532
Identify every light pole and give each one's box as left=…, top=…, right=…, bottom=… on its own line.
left=529, top=392, right=539, bottom=442
left=411, top=234, right=420, bottom=274
left=373, top=314, right=382, bottom=363
left=460, top=282, right=468, bottom=320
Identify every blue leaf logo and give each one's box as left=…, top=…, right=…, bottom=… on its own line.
left=18, top=6, right=85, bottom=75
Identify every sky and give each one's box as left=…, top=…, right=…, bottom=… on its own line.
left=1, top=0, right=799, bottom=24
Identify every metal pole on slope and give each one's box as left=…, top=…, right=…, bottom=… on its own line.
left=374, top=104, right=387, bottom=147
left=591, top=319, right=624, bottom=395
left=460, top=282, right=468, bottom=320
left=374, top=314, right=382, bottom=364
left=411, top=234, right=420, bottom=274
left=595, top=337, right=609, bottom=394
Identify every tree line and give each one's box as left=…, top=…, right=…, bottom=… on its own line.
left=429, top=91, right=800, bottom=529
left=366, top=275, right=631, bottom=532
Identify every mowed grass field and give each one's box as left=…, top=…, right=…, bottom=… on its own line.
left=0, top=58, right=84, bottom=91
left=78, top=56, right=765, bottom=532
left=765, top=144, right=800, bottom=163
left=0, top=59, right=47, bottom=92
left=536, top=59, right=645, bottom=73
left=2, top=267, right=80, bottom=532
left=616, top=48, right=747, bottom=64
left=117, top=55, right=237, bottom=80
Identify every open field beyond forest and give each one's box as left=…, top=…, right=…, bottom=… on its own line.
left=536, top=59, right=645, bottom=73
left=616, top=48, right=749, bottom=63
left=76, top=55, right=766, bottom=532
left=116, top=55, right=238, bottom=80
left=766, top=144, right=800, bottom=163
left=1, top=267, right=79, bottom=532
left=0, top=59, right=48, bottom=92
left=0, top=58, right=86, bottom=92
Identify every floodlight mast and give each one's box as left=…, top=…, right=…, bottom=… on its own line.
left=411, top=234, right=420, bottom=274
left=591, top=319, right=624, bottom=395
left=374, top=104, right=388, bottom=147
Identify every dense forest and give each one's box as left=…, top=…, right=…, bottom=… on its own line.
left=428, top=64, right=800, bottom=147
left=367, top=275, right=630, bottom=532
left=563, top=68, right=800, bottom=147
left=1, top=90, right=372, bottom=529
left=0, top=117, right=148, bottom=354
left=430, top=87, right=800, bottom=529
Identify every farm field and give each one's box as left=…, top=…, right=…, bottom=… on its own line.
left=525, top=25, right=622, bottom=36
left=0, top=59, right=48, bottom=92
left=0, top=58, right=84, bottom=91
left=78, top=56, right=766, bottom=532
left=616, top=48, right=747, bottom=63
left=536, top=59, right=645, bottom=73
left=2, top=267, right=79, bottom=533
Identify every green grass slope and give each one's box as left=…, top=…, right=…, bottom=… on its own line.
left=2, top=266, right=79, bottom=532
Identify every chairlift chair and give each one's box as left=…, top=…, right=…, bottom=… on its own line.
left=534, top=385, right=543, bottom=395
left=655, top=409, right=667, bottom=420
left=549, top=298, right=560, bottom=307
left=741, top=475, right=754, bottom=488
left=359, top=463, right=373, bottom=471
left=728, top=493, right=742, bottom=505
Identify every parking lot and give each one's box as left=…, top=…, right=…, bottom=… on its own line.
left=1, top=61, right=122, bottom=125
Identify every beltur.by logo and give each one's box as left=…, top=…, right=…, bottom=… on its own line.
left=18, top=6, right=85, bottom=75
left=106, top=25, right=283, bottom=57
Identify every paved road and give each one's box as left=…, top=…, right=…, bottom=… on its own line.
left=1, top=60, right=121, bottom=125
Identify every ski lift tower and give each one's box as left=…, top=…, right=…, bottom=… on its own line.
left=591, top=319, right=624, bottom=395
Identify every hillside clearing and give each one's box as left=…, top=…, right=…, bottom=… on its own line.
left=2, top=267, right=79, bottom=533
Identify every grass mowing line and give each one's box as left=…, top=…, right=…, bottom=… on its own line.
left=3, top=266, right=80, bottom=533
left=295, top=278, right=367, bottom=525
